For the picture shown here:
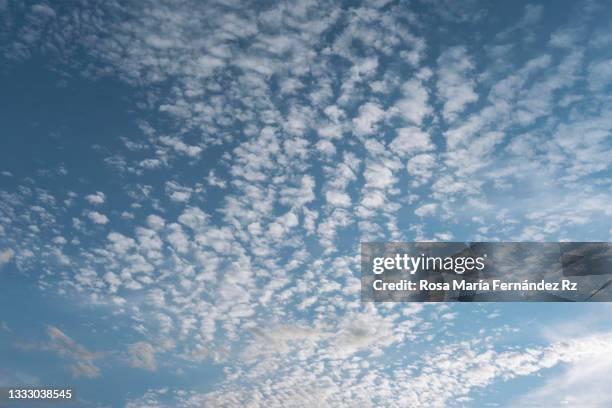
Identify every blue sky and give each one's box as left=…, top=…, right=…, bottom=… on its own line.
left=0, top=0, right=612, bottom=406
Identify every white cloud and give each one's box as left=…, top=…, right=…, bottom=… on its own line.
left=167, top=224, right=189, bottom=254
left=316, top=139, right=336, bottom=156
left=353, top=102, right=386, bottom=136
left=325, top=190, right=351, bottom=207
left=146, top=214, right=166, bottom=231
left=171, top=191, right=191, bottom=202
left=512, top=344, right=612, bottom=408
left=389, top=127, right=434, bottom=157
left=0, top=248, right=14, bottom=266
left=0, top=320, right=11, bottom=332
left=85, top=191, right=106, bottom=205
left=588, top=58, right=612, bottom=91
left=31, top=4, right=56, bottom=18
left=521, top=4, right=544, bottom=25
left=437, top=46, right=478, bottom=122
left=159, top=135, right=203, bottom=158
left=43, top=326, right=101, bottom=379
left=415, top=203, right=438, bottom=217
left=2, top=2, right=612, bottom=407
left=128, top=342, right=157, bottom=371
left=166, top=181, right=193, bottom=203
left=407, top=153, right=436, bottom=186
left=207, top=170, right=227, bottom=188
left=178, top=207, right=208, bottom=230
left=87, top=211, right=109, bottom=225
left=363, top=161, right=398, bottom=190
left=392, top=78, right=432, bottom=126
left=435, top=231, right=453, bottom=240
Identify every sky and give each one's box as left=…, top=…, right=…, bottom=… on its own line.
left=0, top=0, right=611, bottom=407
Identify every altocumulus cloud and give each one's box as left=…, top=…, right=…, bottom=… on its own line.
left=0, top=0, right=611, bottom=406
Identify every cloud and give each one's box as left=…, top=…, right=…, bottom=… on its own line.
left=0, top=248, right=14, bottom=266
left=353, top=102, right=386, bottom=136
left=407, top=153, right=436, bottom=186
left=522, top=4, right=544, bottom=25
left=437, top=46, right=478, bottom=122
left=0, top=320, right=11, bottom=333
left=22, top=325, right=104, bottom=379
left=415, top=203, right=438, bottom=217
left=159, top=136, right=203, bottom=158
left=146, top=214, right=166, bottom=231
left=512, top=347, right=612, bottom=407
left=391, top=77, right=432, bottom=126
left=389, top=127, right=435, bottom=157
left=85, top=191, right=106, bottom=205
left=195, top=330, right=612, bottom=407
left=1, top=1, right=612, bottom=406
left=128, top=342, right=157, bottom=371
left=31, top=4, right=56, bottom=19
left=166, top=181, right=194, bottom=203
left=87, top=211, right=109, bottom=225
left=588, top=58, right=612, bottom=91
left=325, top=190, right=351, bottom=208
